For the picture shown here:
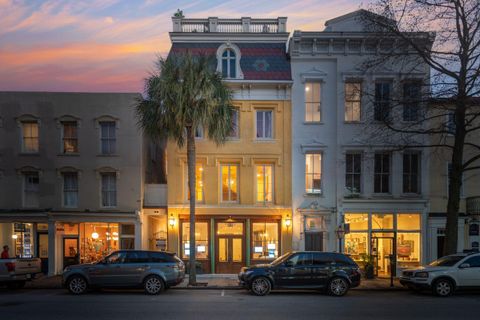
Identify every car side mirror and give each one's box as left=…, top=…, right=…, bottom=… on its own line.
left=284, top=261, right=294, bottom=267
left=459, top=263, right=470, bottom=269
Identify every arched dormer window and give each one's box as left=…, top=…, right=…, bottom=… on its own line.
left=216, top=43, right=243, bottom=80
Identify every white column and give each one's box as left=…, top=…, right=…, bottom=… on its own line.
left=47, top=220, right=56, bottom=276
left=135, top=210, right=142, bottom=250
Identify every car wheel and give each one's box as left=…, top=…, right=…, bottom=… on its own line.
left=328, top=277, right=349, bottom=297
left=250, top=277, right=271, bottom=296
left=144, top=275, right=164, bottom=295
left=432, top=278, right=454, bottom=297
left=67, top=275, right=88, bottom=295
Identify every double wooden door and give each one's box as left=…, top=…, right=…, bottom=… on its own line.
left=215, top=221, right=245, bottom=273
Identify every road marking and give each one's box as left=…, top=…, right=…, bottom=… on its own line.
left=221, top=290, right=225, bottom=297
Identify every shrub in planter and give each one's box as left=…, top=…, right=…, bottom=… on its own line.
left=360, top=254, right=375, bottom=279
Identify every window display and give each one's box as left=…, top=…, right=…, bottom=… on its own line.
left=344, top=232, right=368, bottom=262
left=252, top=222, right=279, bottom=260
left=79, top=223, right=119, bottom=263
left=182, top=222, right=209, bottom=259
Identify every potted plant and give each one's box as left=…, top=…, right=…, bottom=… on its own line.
left=360, top=253, right=375, bottom=279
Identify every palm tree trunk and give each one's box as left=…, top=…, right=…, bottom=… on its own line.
left=186, top=126, right=197, bottom=285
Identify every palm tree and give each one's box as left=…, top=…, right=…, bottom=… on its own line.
left=136, top=53, right=234, bottom=285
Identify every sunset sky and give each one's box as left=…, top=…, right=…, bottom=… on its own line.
left=0, top=0, right=363, bottom=93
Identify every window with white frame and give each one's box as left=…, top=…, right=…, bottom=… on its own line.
left=63, top=172, right=79, bottom=207
left=305, top=153, right=322, bottom=194
left=256, top=164, right=273, bottom=203
left=101, top=173, right=117, bottom=207
left=195, top=126, right=204, bottom=139
left=305, top=82, right=321, bottom=122
left=446, top=111, right=456, bottom=134
left=221, top=49, right=236, bottom=78
left=62, top=121, right=78, bottom=153
left=221, top=164, right=238, bottom=202
left=345, top=82, right=362, bottom=122
left=21, top=121, right=39, bottom=153
left=345, top=153, right=362, bottom=194
left=100, top=121, right=116, bottom=154
left=374, top=152, right=390, bottom=193
left=228, top=109, right=239, bottom=138
left=403, top=153, right=420, bottom=194
left=23, top=172, right=39, bottom=207
left=403, top=81, right=421, bottom=122
left=256, top=110, right=273, bottom=139
left=447, top=162, right=464, bottom=197
left=374, top=82, right=391, bottom=121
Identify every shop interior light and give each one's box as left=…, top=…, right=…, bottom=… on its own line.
left=12, top=234, right=18, bottom=239
left=91, top=232, right=99, bottom=239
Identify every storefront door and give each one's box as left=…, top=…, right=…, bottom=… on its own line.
left=63, top=237, right=79, bottom=269
left=371, top=235, right=395, bottom=278
left=216, top=221, right=244, bottom=273
left=37, top=232, right=48, bottom=274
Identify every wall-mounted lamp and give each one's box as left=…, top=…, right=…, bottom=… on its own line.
left=11, top=234, right=18, bottom=240
left=285, top=215, right=292, bottom=228
left=169, top=214, right=176, bottom=228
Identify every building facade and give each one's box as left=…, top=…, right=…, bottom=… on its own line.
left=165, top=16, right=292, bottom=273
left=0, top=92, right=152, bottom=275
left=289, top=10, right=431, bottom=277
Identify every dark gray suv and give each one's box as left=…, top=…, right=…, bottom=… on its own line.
left=62, top=250, right=185, bottom=295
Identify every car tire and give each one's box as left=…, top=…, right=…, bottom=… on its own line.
left=328, top=277, right=349, bottom=297
left=144, top=275, right=164, bottom=295
left=432, top=278, right=454, bottom=297
left=250, top=277, right=271, bottom=296
left=67, top=275, right=88, bottom=295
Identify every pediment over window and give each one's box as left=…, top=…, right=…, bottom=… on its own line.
left=55, top=115, right=82, bottom=128
left=216, top=43, right=244, bottom=79
left=16, top=165, right=42, bottom=175
left=15, top=114, right=40, bottom=127
left=300, top=67, right=328, bottom=83
left=94, top=115, right=120, bottom=129
left=56, top=166, right=82, bottom=177
left=95, top=166, right=120, bottom=179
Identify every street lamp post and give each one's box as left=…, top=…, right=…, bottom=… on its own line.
left=335, top=225, right=346, bottom=253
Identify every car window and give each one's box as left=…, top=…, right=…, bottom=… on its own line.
left=150, top=252, right=174, bottom=263
left=125, top=251, right=150, bottom=263
left=463, top=256, right=480, bottom=268
left=312, top=253, right=334, bottom=265
left=334, top=254, right=356, bottom=266
left=106, top=252, right=126, bottom=264
left=428, top=255, right=465, bottom=267
left=288, top=253, right=312, bottom=266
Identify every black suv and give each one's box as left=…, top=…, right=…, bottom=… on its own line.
left=238, top=251, right=361, bottom=296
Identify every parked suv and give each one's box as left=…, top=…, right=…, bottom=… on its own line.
left=400, top=252, right=480, bottom=297
left=62, top=250, right=185, bottom=295
left=238, top=251, right=361, bottom=296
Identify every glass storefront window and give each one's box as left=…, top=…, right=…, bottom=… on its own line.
left=397, top=213, right=421, bottom=230
left=344, top=213, right=368, bottom=230
left=344, top=232, right=368, bottom=262
left=80, top=223, right=119, bottom=263
left=182, top=222, right=208, bottom=259
left=397, top=232, right=421, bottom=268
left=12, top=223, right=33, bottom=258
left=252, top=222, right=279, bottom=260
left=372, top=213, right=393, bottom=229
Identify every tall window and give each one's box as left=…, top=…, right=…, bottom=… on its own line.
left=374, top=153, right=391, bottom=193
left=446, top=112, right=456, bottom=134
left=403, top=82, right=421, bottom=121
left=22, top=121, right=39, bottom=153
left=62, top=121, right=78, bottom=153
left=305, top=153, right=322, bottom=194
left=182, top=222, right=208, bottom=259
left=403, top=153, right=420, bottom=194
left=186, top=164, right=204, bottom=203
left=345, top=153, right=361, bottom=194
left=221, top=49, right=236, bottom=78
left=221, top=164, right=238, bottom=202
left=374, top=82, right=391, bottom=121
left=228, top=109, right=239, bottom=138
left=256, top=110, right=273, bottom=139
left=101, top=173, right=117, bottom=207
left=447, top=163, right=464, bottom=197
left=195, top=126, right=204, bottom=139
left=23, top=173, right=39, bottom=207
left=305, top=82, right=321, bottom=122
left=256, top=164, right=273, bottom=203
left=252, top=222, right=279, bottom=260
left=345, top=82, right=361, bottom=122
left=63, top=172, right=79, bottom=207
left=100, top=121, right=116, bottom=154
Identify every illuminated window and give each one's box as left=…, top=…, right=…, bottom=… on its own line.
left=228, top=109, right=239, bottom=138
left=305, top=153, right=322, bottom=194
left=182, top=222, right=208, bottom=259
left=221, top=164, right=238, bottom=202
left=62, top=121, right=78, bottom=153
left=305, top=82, right=321, bottom=122
left=397, top=213, right=421, bottom=230
left=397, top=232, right=421, bottom=268
left=344, top=213, right=369, bottom=230
left=344, top=232, right=368, bottom=262
left=256, top=164, right=273, bottom=203
left=345, top=82, right=361, bottom=122
left=186, top=164, right=204, bottom=203
left=372, top=213, right=394, bottom=229
left=252, top=222, right=279, bottom=260
left=21, top=121, right=39, bottom=153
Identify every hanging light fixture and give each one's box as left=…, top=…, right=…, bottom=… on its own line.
left=91, top=226, right=99, bottom=239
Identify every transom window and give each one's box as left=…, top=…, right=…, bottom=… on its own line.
left=222, top=49, right=236, bottom=78
left=305, top=82, right=321, bottom=122
left=62, top=121, right=78, bottom=153
left=374, top=152, right=391, bottom=193
left=21, top=121, right=39, bottom=153
left=345, top=82, right=361, bottom=122
left=256, top=164, right=273, bottom=203
left=305, top=153, right=322, bottom=194
left=221, top=164, right=238, bottom=202
left=256, top=110, right=273, bottom=139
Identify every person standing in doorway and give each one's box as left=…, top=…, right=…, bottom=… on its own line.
left=1, top=245, right=9, bottom=259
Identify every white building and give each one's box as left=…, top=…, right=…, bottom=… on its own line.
left=289, top=10, right=432, bottom=276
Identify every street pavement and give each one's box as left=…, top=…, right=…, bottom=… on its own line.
left=1, top=288, right=479, bottom=320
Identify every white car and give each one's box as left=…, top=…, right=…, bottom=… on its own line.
left=400, top=252, right=480, bottom=297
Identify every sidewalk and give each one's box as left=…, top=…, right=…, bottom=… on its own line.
left=25, top=273, right=406, bottom=291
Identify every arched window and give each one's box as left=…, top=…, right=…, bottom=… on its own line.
left=222, top=49, right=236, bottom=78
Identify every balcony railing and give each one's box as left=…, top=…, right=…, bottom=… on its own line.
left=466, top=196, right=480, bottom=215
left=172, top=17, right=287, bottom=33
